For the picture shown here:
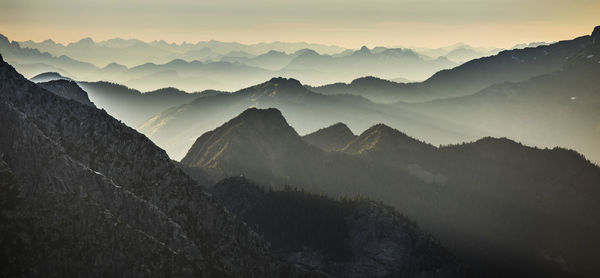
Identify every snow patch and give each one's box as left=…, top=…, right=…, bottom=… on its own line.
left=587, top=54, right=594, bottom=59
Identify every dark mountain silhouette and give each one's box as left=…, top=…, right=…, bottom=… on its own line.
left=141, top=77, right=468, bottom=160
left=209, top=176, right=469, bottom=278
left=0, top=55, right=330, bottom=277
left=302, top=123, right=357, bottom=151
left=36, top=79, right=95, bottom=107
left=313, top=27, right=597, bottom=103
left=180, top=107, right=600, bottom=278
left=29, top=71, right=71, bottom=82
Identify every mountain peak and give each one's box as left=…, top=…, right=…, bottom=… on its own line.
left=181, top=107, right=302, bottom=168
left=295, top=48, right=319, bottom=57
left=237, top=107, right=286, bottom=122
left=302, top=122, right=357, bottom=151
left=592, top=25, right=600, bottom=45
left=30, top=72, right=71, bottom=83
left=354, top=46, right=372, bottom=56
left=344, top=124, right=430, bottom=154
left=264, top=77, right=302, bottom=87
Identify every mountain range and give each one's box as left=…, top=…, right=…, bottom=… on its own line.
left=179, top=107, right=600, bottom=278
left=18, top=27, right=600, bottom=165
left=2, top=34, right=466, bottom=92
left=0, top=53, right=472, bottom=277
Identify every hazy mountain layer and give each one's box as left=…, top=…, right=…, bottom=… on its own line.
left=17, top=37, right=347, bottom=67
left=75, top=81, right=215, bottom=128
left=140, top=78, right=472, bottom=160
left=397, top=26, right=600, bottom=163
left=312, top=28, right=596, bottom=103
left=3, top=33, right=459, bottom=92
left=181, top=107, right=600, bottom=278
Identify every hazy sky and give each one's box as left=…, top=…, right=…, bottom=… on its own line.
left=1, top=0, right=598, bottom=48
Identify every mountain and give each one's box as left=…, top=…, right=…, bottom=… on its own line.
left=313, top=27, right=598, bottom=103
left=76, top=81, right=211, bottom=128
left=209, top=176, right=469, bottom=278
left=221, top=50, right=297, bottom=70
left=307, top=76, right=409, bottom=103
left=29, top=71, right=71, bottom=82
left=36, top=79, right=95, bottom=107
left=302, top=123, right=357, bottom=151
left=180, top=107, right=600, bottom=277
left=397, top=26, right=600, bottom=163
left=140, top=77, right=469, bottom=160
left=0, top=34, right=99, bottom=79
left=17, top=37, right=347, bottom=68
left=412, top=43, right=501, bottom=63
left=280, top=46, right=456, bottom=84
left=0, top=55, right=328, bottom=276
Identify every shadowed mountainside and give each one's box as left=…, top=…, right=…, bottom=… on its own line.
left=0, top=54, right=328, bottom=277
left=180, top=107, right=600, bottom=278
left=209, top=176, right=469, bottom=278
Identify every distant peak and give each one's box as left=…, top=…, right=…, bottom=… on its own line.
left=354, top=46, right=371, bottom=55
left=307, top=122, right=353, bottom=137
left=239, top=107, right=283, bottom=118
left=592, top=25, right=600, bottom=45
left=296, top=48, right=319, bottom=56
left=473, top=136, right=519, bottom=146
left=266, top=50, right=284, bottom=55
left=78, top=37, right=94, bottom=43
left=263, top=77, right=303, bottom=88
left=364, top=123, right=396, bottom=134
left=351, top=76, right=388, bottom=84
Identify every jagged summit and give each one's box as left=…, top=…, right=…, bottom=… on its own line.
left=302, top=122, right=357, bottom=151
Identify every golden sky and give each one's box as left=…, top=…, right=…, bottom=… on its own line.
left=1, top=0, right=598, bottom=48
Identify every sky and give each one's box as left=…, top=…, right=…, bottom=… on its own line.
left=0, top=0, right=598, bottom=48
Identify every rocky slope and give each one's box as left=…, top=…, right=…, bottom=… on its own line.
left=0, top=54, right=323, bottom=277
left=209, top=177, right=469, bottom=278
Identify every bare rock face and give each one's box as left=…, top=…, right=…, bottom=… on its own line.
left=0, top=54, right=324, bottom=277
